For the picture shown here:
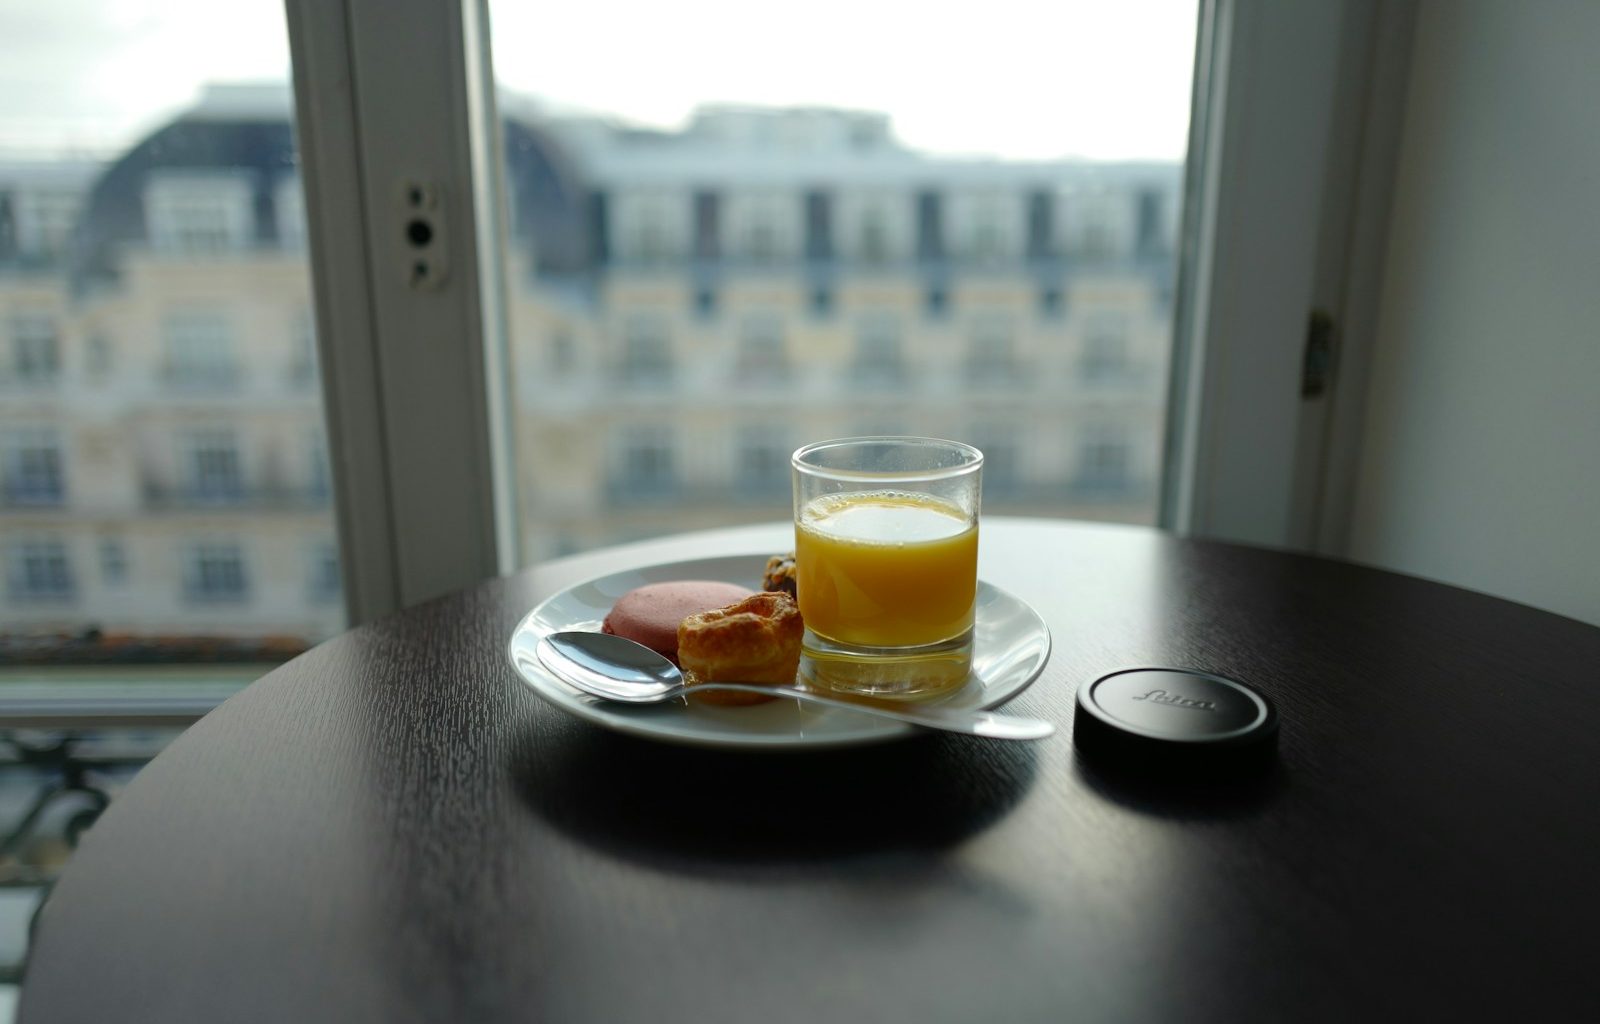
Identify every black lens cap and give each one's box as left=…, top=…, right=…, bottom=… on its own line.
left=1074, top=668, right=1278, bottom=773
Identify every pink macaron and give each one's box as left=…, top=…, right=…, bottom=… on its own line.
left=601, top=580, right=755, bottom=663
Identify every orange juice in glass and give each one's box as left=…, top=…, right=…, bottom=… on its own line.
left=792, top=438, right=982, bottom=700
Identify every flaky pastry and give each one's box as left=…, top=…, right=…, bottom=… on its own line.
left=677, top=591, right=804, bottom=706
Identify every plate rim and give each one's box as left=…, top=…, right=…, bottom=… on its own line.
left=507, top=554, right=1051, bottom=751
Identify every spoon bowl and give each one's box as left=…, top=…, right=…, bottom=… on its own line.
left=536, top=631, right=1054, bottom=741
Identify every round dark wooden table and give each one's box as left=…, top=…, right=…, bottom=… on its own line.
left=19, top=520, right=1600, bottom=1022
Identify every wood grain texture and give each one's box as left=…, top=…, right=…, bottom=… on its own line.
left=18, top=519, right=1600, bottom=1022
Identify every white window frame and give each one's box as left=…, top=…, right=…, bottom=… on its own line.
left=1161, top=0, right=1415, bottom=549
left=282, top=0, right=1412, bottom=626
left=287, top=0, right=512, bottom=621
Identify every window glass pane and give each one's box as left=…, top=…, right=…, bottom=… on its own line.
left=1, top=5, right=344, bottom=677
left=490, top=0, right=1195, bottom=560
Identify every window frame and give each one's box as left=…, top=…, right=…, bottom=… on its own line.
left=283, top=0, right=1408, bottom=626
left=286, top=0, right=512, bottom=622
left=1160, top=0, right=1411, bottom=549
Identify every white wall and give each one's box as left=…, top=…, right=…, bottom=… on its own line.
left=1347, top=0, right=1600, bottom=625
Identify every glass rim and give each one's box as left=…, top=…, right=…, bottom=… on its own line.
left=791, top=435, right=984, bottom=485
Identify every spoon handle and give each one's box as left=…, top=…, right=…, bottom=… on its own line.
left=685, top=683, right=1055, bottom=740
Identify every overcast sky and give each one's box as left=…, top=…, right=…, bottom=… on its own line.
left=0, top=0, right=1197, bottom=161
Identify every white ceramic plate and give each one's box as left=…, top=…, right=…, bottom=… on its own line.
left=507, top=554, right=1051, bottom=751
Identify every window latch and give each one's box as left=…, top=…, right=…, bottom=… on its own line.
left=1301, top=309, right=1336, bottom=397
left=398, top=179, right=450, bottom=291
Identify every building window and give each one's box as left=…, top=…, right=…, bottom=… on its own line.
left=588, top=190, right=610, bottom=265
left=804, top=191, right=833, bottom=261
left=968, top=424, right=1021, bottom=495
left=5, top=539, right=75, bottom=601
left=548, top=329, right=576, bottom=375
left=1081, top=315, right=1131, bottom=380
left=1073, top=191, right=1128, bottom=262
left=185, top=430, right=244, bottom=502
left=1039, top=285, right=1065, bottom=319
left=9, top=314, right=60, bottom=383
left=614, top=427, right=676, bottom=500
left=86, top=333, right=112, bottom=377
left=3, top=429, right=65, bottom=506
left=727, top=192, right=793, bottom=264
left=735, top=427, right=791, bottom=496
left=916, top=191, right=944, bottom=261
left=183, top=542, right=250, bottom=603
left=163, top=311, right=238, bottom=387
left=1077, top=427, right=1132, bottom=492
left=743, top=211, right=779, bottom=261
left=693, top=191, right=720, bottom=260
left=735, top=315, right=787, bottom=382
left=618, top=318, right=673, bottom=386
left=1084, top=218, right=1114, bottom=259
left=12, top=188, right=81, bottom=259
left=145, top=174, right=254, bottom=252
left=1026, top=191, right=1054, bottom=261
left=100, top=538, right=128, bottom=585
left=1136, top=188, right=1166, bottom=257
left=968, top=198, right=1009, bottom=264
left=965, top=317, right=1020, bottom=385
left=620, top=195, right=675, bottom=263
left=859, top=207, right=890, bottom=264
left=852, top=317, right=905, bottom=384
left=308, top=541, right=341, bottom=602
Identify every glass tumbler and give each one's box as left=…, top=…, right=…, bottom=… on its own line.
left=791, top=437, right=982, bottom=701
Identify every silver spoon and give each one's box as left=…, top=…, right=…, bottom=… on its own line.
left=536, top=630, right=1054, bottom=741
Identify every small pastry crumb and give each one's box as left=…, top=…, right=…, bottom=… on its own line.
left=762, top=553, right=798, bottom=598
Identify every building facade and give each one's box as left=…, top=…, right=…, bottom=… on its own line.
left=1, top=88, right=1181, bottom=646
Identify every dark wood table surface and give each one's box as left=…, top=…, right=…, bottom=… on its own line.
left=19, top=519, right=1600, bottom=1022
